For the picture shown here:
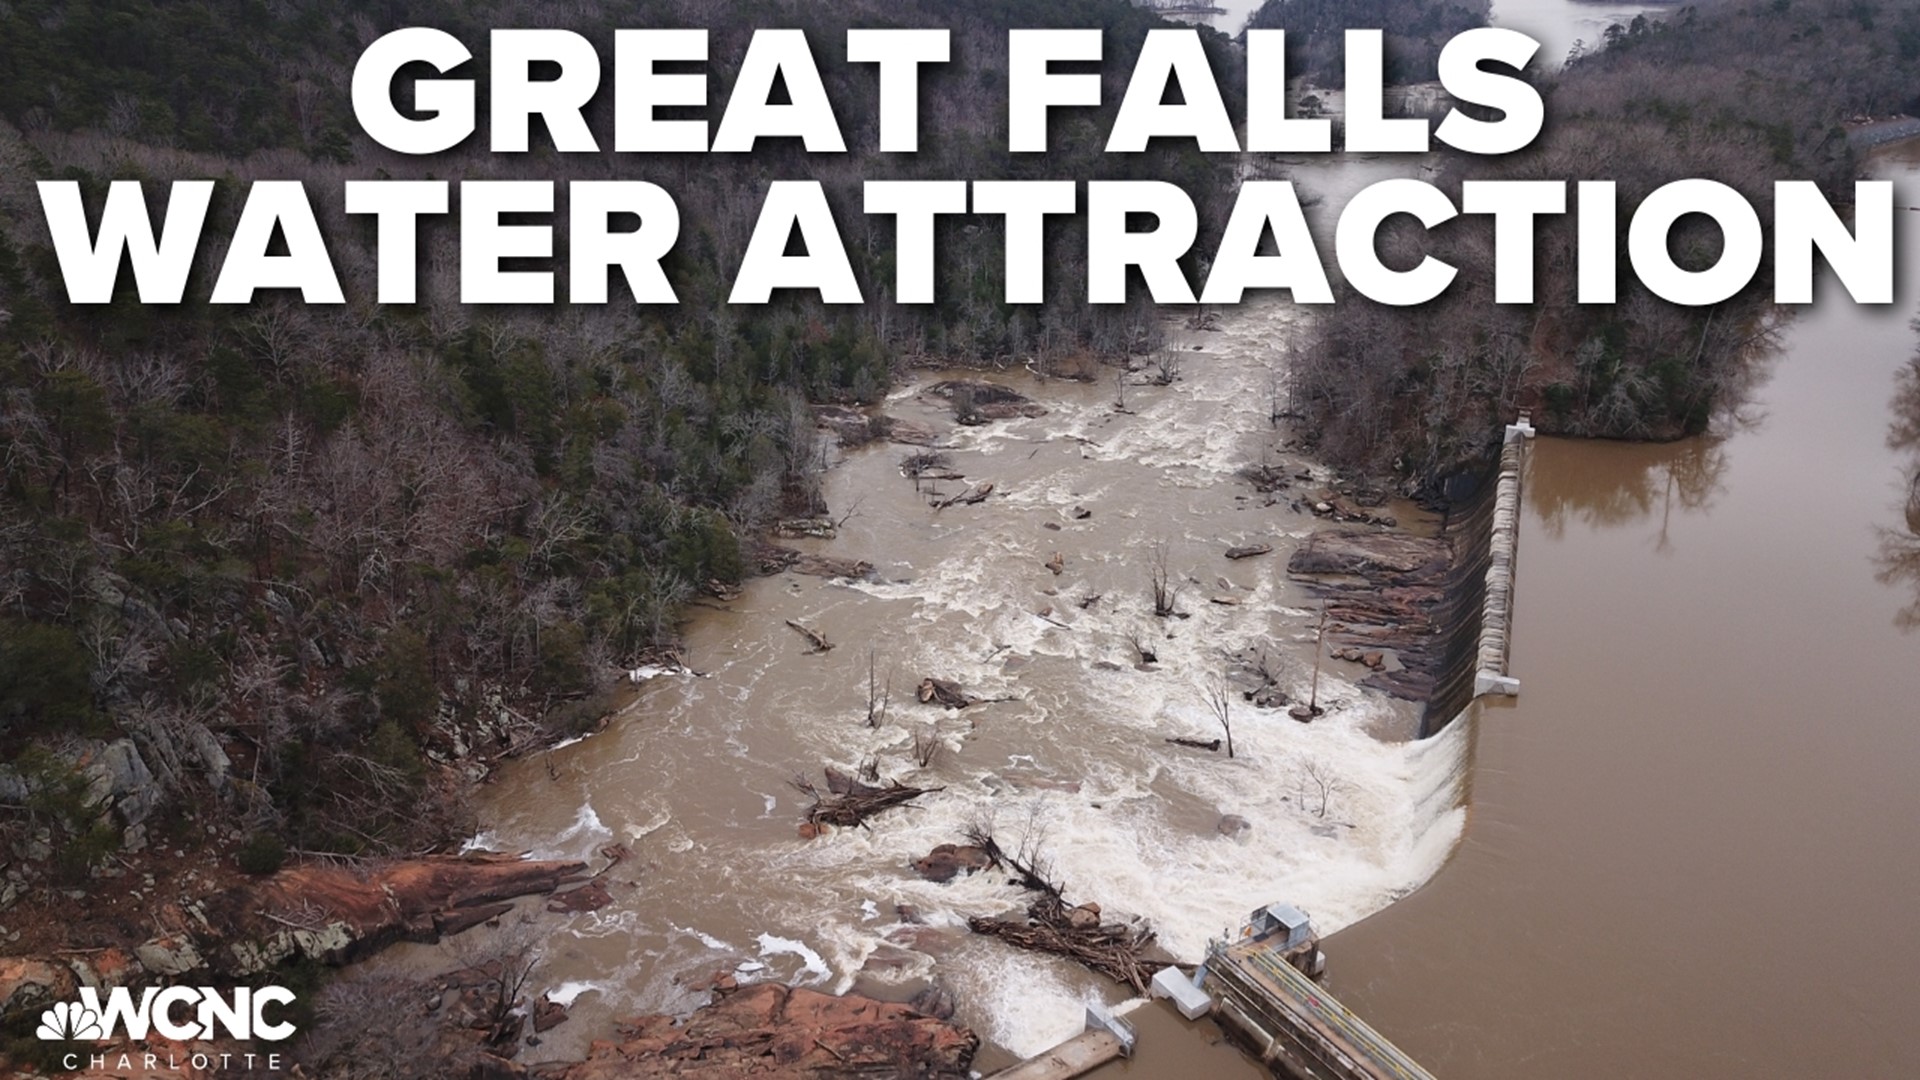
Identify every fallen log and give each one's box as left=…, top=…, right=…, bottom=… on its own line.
left=1166, top=736, right=1221, bottom=752
left=934, top=482, right=995, bottom=509
left=1224, top=543, right=1273, bottom=560
left=786, top=620, right=834, bottom=653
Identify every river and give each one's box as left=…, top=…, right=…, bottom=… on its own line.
left=428, top=145, right=1467, bottom=1070
left=363, top=4, right=1920, bottom=1077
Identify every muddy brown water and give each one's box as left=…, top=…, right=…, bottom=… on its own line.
left=1321, top=143, right=1920, bottom=1080
left=366, top=153, right=1474, bottom=1071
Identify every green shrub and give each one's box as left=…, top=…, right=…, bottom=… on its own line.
left=237, top=832, right=288, bottom=876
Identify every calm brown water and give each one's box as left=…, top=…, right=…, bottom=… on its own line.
left=1325, top=145, right=1920, bottom=1079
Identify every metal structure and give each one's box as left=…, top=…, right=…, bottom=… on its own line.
left=1197, top=904, right=1434, bottom=1080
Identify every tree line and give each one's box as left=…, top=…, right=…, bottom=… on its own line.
left=0, top=0, right=1242, bottom=865
left=1286, top=0, right=1919, bottom=489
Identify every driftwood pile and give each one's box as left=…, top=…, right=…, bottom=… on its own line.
left=961, top=827, right=1158, bottom=994
left=792, top=767, right=939, bottom=832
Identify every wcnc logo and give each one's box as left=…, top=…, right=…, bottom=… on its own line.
left=35, top=986, right=297, bottom=1042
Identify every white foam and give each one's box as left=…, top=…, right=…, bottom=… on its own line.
left=556, top=802, right=612, bottom=846
left=755, top=933, right=832, bottom=986
left=545, top=980, right=608, bottom=1008
left=672, top=924, right=737, bottom=953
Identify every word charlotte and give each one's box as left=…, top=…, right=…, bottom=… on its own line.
left=36, top=26, right=1892, bottom=309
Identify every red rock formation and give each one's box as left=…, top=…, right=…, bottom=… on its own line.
left=537, top=983, right=976, bottom=1079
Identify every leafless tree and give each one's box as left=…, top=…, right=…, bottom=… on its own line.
left=865, top=648, right=893, bottom=729
left=1203, top=675, right=1235, bottom=759
left=912, top=726, right=944, bottom=769
left=1297, top=758, right=1347, bottom=820
left=1148, top=540, right=1179, bottom=618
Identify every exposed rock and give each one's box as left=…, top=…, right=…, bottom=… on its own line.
left=1224, top=543, right=1273, bottom=560
left=773, top=518, right=836, bottom=540
left=813, top=406, right=935, bottom=447
left=134, top=934, right=203, bottom=976
left=67, top=947, right=139, bottom=991
left=79, top=739, right=159, bottom=826
left=912, top=844, right=992, bottom=884
left=909, top=984, right=958, bottom=1021
left=1071, top=506, right=1093, bottom=520
left=0, top=957, right=76, bottom=1015
left=1288, top=531, right=1450, bottom=578
left=536, top=983, right=976, bottom=1080
left=916, top=678, right=973, bottom=710
left=749, top=541, right=874, bottom=582
left=1216, top=814, right=1252, bottom=839
left=185, top=723, right=232, bottom=792
left=533, top=994, right=570, bottom=1033
left=546, top=880, right=614, bottom=915
left=1237, top=463, right=1293, bottom=494
left=928, top=380, right=1049, bottom=422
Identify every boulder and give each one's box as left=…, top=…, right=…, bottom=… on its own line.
left=533, top=994, right=570, bottom=1033
left=79, top=739, right=160, bottom=826
left=546, top=880, right=614, bottom=915
left=134, top=934, right=203, bottom=976
left=1216, top=814, right=1252, bottom=839
left=912, top=845, right=991, bottom=884
left=0, top=957, right=76, bottom=1016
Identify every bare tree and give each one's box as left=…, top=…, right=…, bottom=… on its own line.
left=302, top=974, right=446, bottom=1080
left=912, top=726, right=944, bottom=769
left=453, top=928, right=542, bottom=1048
left=1203, top=675, right=1235, bottom=759
left=1148, top=540, right=1179, bottom=618
left=1298, top=758, right=1346, bottom=820
left=865, top=647, right=893, bottom=729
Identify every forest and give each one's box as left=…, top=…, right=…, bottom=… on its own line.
left=1282, top=0, right=1920, bottom=487
left=0, top=0, right=1241, bottom=868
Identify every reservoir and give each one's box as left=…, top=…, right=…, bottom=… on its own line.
left=1324, top=140, right=1920, bottom=1080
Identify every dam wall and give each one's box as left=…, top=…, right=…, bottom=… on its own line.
left=1418, top=414, right=1531, bottom=736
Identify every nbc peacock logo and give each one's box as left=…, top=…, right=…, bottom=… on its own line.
left=36, top=1001, right=105, bottom=1041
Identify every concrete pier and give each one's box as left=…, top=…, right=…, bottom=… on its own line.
left=987, top=1006, right=1135, bottom=1080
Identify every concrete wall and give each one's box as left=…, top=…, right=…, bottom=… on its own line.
left=1473, top=417, right=1531, bottom=698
